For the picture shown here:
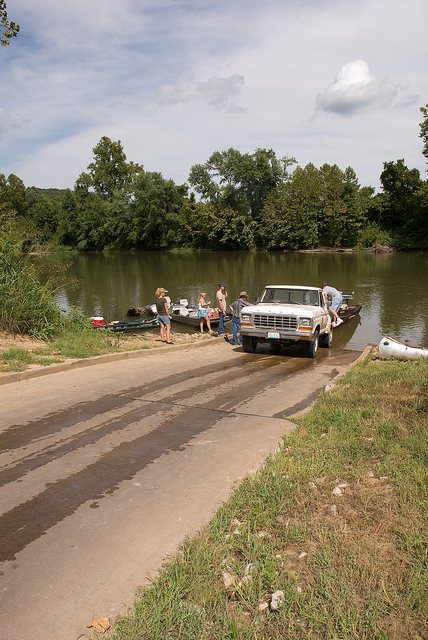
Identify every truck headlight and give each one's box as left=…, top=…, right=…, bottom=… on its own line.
left=241, top=314, right=251, bottom=323
left=299, top=317, right=312, bottom=328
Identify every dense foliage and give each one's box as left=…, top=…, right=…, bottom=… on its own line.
left=1, top=105, right=428, bottom=253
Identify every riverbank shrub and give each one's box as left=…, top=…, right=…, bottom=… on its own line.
left=0, top=225, right=62, bottom=337
left=358, top=221, right=393, bottom=249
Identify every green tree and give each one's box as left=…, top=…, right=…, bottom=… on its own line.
left=189, top=148, right=295, bottom=220
left=179, top=200, right=216, bottom=249
left=0, top=176, right=53, bottom=252
left=0, top=0, right=19, bottom=46
left=76, top=137, right=143, bottom=200
left=317, top=164, right=367, bottom=247
left=419, top=104, right=428, bottom=167
left=372, top=159, right=428, bottom=249
left=74, top=195, right=110, bottom=251
left=102, top=191, right=136, bottom=250
left=341, top=167, right=372, bottom=246
left=259, top=162, right=369, bottom=250
left=379, top=159, right=422, bottom=230
left=259, top=164, right=321, bottom=250
left=238, top=148, right=296, bottom=221
left=189, top=148, right=245, bottom=211
left=25, top=186, right=60, bottom=241
left=317, top=163, right=348, bottom=246
left=57, top=189, right=81, bottom=247
left=57, top=188, right=110, bottom=250
left=259, top=185, right=314, bottom=250
left=0, top=173, right=28, bottom=217
left=187, top=163, right=220, bottom=202
left=130, top=172, right=186, bottom=249
left=412, top=181, right=428, bottom=248
left=180, top=199, right=255, bottom=250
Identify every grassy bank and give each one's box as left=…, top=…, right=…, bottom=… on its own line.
left=105, top=353, right=427, bottom=640
left=0, top=323, right=214, bottom=373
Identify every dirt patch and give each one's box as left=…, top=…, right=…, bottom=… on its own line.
left=0, top=331, right=47, bottom=352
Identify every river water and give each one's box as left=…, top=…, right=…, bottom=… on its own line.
left=37, top=251, right=428, bottom=352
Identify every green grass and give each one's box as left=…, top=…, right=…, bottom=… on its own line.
left=48, top=321, right=127, bottom=359
left=0, top=314, right=150, bottom=371
left=0, top=346, right=63, bottom=372
left=106, top=354, right=428, bottom=640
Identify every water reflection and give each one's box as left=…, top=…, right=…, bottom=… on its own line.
left=35, top=251, right=428, bottom=352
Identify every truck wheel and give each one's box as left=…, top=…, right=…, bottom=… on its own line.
left=242, top=336, right=257, bottom=353
left=320, top=329, right=333, bottom=348
left=305, top=329, right=319, bottom=358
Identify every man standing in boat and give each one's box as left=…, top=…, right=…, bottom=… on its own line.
left=322, top=282, right=343, bottom=327
left=216, top=283, right=227, bottom=336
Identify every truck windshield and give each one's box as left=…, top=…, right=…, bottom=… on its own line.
left=260, top=288, right=319, bottom=306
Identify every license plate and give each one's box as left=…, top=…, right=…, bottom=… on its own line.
left=267, top=331, right=280, bottom=339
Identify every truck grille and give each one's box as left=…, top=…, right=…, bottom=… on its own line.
left=253, top=314, right=298, bottom=330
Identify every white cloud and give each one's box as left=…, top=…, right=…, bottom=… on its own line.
left=0, top=108, right=26, bottom=142
left=394, top=94, right=421, bottom=109
left=155, top=75, right=246, bottom=112
left=316, top=60, right=400, bottom=117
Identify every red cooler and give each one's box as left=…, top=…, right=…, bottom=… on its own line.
left=90, top=317, right=104, bottom=327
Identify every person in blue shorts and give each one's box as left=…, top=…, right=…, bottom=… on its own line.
left=198, top=291, right=212, bottom=333
left=155, top=287, right=173, bottom=343
left=322, top=282, right=343, bottom=326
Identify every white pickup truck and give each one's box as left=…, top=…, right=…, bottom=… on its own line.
left=239, top=285, right=333, bottom=358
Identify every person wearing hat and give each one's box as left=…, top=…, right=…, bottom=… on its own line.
left=216, top=283, right=228, bottom=336
left=229, top=291, right=251, bottom=345
left=155, top=287, right=173, bottom=344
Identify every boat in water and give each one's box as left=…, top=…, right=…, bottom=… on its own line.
left=170, top=300, right=230, bottom=328
left=92, top=317, right=160, bottom=332
left=337, top=304, right=362, bottom=323
left=137, top=298, right=230, bottom=328
left=379, top=336, right=428, bottom=360
left=335, top=293, right=361, bottom=324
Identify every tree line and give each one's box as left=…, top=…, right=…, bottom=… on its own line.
left=1, top=106, right=428, bottom=253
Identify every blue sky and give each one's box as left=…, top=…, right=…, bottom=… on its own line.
left=1, top=0, right=427, bottom=191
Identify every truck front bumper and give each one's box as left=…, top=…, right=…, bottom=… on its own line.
left=239, top=327, right=314, bottom=343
